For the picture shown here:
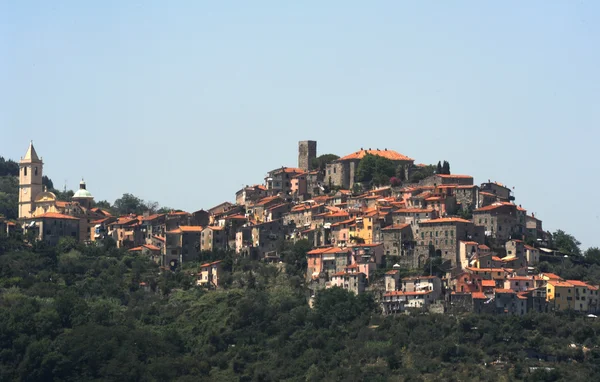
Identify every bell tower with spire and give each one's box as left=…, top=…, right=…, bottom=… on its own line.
left=19, top=141, right=44, bottom=219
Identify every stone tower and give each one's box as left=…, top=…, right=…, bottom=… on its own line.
left=19, top=141, right=44, bottom=219
left=298, top=140, right=317, bottom=171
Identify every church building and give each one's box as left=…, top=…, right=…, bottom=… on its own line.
left=18, top=142, right=111, bottom=243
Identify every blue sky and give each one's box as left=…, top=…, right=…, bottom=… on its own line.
left=1, top=1, right=599, bottom=248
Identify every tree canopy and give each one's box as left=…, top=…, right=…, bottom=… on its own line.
left=355, top=154, right=396, bottom=186
left=552, top=230, right=582, bottom=256
left=1, top=233, right=600, bottom=381
left=310, top=154, right=340, bottom=171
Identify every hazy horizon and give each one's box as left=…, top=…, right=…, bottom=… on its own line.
left=2, top=1, right=599, bottom=248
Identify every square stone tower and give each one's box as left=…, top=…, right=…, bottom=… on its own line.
left=298, top=140, right=317, bottom=171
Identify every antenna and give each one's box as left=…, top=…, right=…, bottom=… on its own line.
left=64, top=179, right=67, bottom=193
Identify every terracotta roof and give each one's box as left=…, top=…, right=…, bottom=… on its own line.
left=339, top=149, right=414, bottom=162
left=508, top=276, right=534, bottom=281
left=179, top=226, right=204, bottom=233
left=478, top=244, right=491, bottom=250
left=475, top=203, right=517, bottom=213
left=206, top=226, right=225, bottom=231
left=128, top=246, right=143, bottom=252
left=382, top=223, right=411, bottom=231
left=547, top=281, right=573, bottom=288
left=541, top=273, right=562, bottom=280
left=419, top=217, right=472, bottom=224
left=225, top=214, right=247, bottom=220
left=481, top=280, right=496, bottom=287
left=567, top=280, right=592, bottom=288
left=392, top=208, right=434, bottom=214
left=143, top=244, right=161, bottom=251
left=436, top=174, right=473, bottom=179
left=460, top=241, right=479, bottom=245
left=142, top=214, right=164, bottom=221
left=269, top=167, right=304, bottom=174
left=385, top=270, right=399, bottom=275
left=168, top=211, right=189, bottom=216
left=33, top=212, right=79, bottom=220
left=495, top=288, right=516, bottom=294
left=200, top=260, right=222, bottom=268
left=153, top=235, right=165, bottom=242
left=472, top=292, right=488, bottom=299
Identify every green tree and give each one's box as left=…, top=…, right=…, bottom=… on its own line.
left=436, top=161, right=443, bottom=174
left=552, top=230, right=581, bottom=256
left=113, top=193, right=147, bottom=215
left=0, top=157, right=19, bottom=176
left=0, top=175, right=18, bottom=219
left=584, top=247, right=600, bottom=265
left=355, top=154, right=396, bottom=187
left=310, top=154, right=339, bottom=171
left=442, top=160, right=450, bottom=175
left=408, top=164, right=436, bottom=183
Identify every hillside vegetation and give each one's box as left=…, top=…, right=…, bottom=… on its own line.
left=0, top=234, right=600, bottom=381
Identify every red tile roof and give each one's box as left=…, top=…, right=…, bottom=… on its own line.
left=436, top=174, right=473, bottom=179
left=495, top=288, right=516, bottom=294
left=472, top=292, right=488, bottom=299
left=419, top=217, right=472, bottom=224
left=200, top=260, right=223, bottom=268
left=33, top=212, right=79, bottom=220
left=179, top=226, right=204, bottom=233
left=382, top=223, right=411, bottom=231
left=339, top=149, right=414, bottom=162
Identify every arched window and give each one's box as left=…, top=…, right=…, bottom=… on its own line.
left=34, top=167, right=38, bottom=176
left=24, top=167, right=27, bottom=176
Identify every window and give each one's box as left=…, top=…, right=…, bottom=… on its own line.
left=34, top=167, right=38, bottom=176
left=24, top=167, right=27, bottom=176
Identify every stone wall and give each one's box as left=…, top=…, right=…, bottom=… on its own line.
left=298, top=140, right=317, bottom=171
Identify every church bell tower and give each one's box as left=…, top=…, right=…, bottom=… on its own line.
left=19, top=141, right=44, bottom=219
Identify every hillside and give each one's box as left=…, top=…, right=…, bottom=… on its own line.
left=0, top=235, right=599, bottom=381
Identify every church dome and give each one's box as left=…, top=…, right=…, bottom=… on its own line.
left=73, top=179, right=94, bottom=199
left=34, top=191, right=57, bottom=203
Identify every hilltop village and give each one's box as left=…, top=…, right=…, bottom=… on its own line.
left=3, top=140, right=598, bottom=316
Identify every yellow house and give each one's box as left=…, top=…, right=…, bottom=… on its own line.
left=354, top=210, right=383, bottom=244
left=546, top=280, right=589, bottom=312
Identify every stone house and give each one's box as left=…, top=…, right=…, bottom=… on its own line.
left=325, top=148, right=414, bottom=189
left=328, top=267, right=366, bottom=295
left=420, top=174, right=474, bottom=187
left=473, top=203, right=520, bottom=243
left=524, top=244, right=540, bottom=265
left=23, top=212, right=80, bottom=246
left=201, top=226, right=227, bottom=252
left=480, top=181, right=513, bottom=202
left=265, top=167, right=305, bottom=196
left=283, top=202, right=325, bottom=229
left=329, top=218, right=355, bottom=247
left=128, top=244, right=162, bottom=264
left=416, top=218, right=484, bottom=270
left=235, top=185, right=268, bottom=207
left=381, top=224, right=415, bottom=267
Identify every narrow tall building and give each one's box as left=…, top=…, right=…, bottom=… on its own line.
left=19, top=141, right=44, bottom=219
left=298, top=140, right=317, bottom=171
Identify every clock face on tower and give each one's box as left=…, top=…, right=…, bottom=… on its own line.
left=23, top=189, right=28, bottom=194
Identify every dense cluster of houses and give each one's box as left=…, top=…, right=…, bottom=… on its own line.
left=6, top=140, right=597, bottom=314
